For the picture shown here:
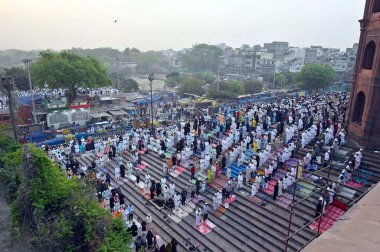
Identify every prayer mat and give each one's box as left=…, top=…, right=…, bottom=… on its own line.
left=239, top=191, right=250, bottom=197
left=214, top=208, right=224, bottom=218
left=175, top=166, right=185, bottom=174
left=309, top=205, right=345, bottom=233
left=140, top=189, right=151, bottom=200
left=205, top=219, right=216, bottom=229
left=346, top=181, right=364, bottom=189
left=128, top=174, right=137, bottom=182
left=173, top=209, right=185, bottom=218
left=223, top=195, right=236, bottom=208
left=136, top=163, right=147, bottom=170
left=187, top=201, right=196, bottom=209
left=275, top=193, right=292, bottom=208
left=137, top=181, right=145, bottom=189
left=339, top=187, right=356, bottom=199
left=197, top=173, right=208, bottom=181
left=249, top=196, right=263, bottom=205
left=169, top=171, right=179, bottom=178
left=189, top=179, right=197, bottom=184
left=167, top=214, right=182, bottom=223
left=206, top=187, right=217, bottom=194
left=210, top=175, right=229, bottom=191
left=263, top=179, right=276, bottom=195
left=191, top=195, right=206, bottom=204
left=182, top=160, right=195, bottom=168
left=195, top=221, right=212, bottom=235
left=181, top=205, right=194, bottom=214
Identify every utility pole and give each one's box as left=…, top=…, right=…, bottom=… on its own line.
left=117, top=57, right=120, bottom=90
left=148, top=73, right=154, bottom=136
left=23, top=59, right=37, bottom=124
left=1, top=76, right=18, bottom=140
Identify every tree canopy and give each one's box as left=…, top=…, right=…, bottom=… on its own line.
left=243, top=80, right=263, bottom=94
left=2, top=66, right=29, bottom=91
left=207, top=80, right=244, bottom=99
left=0, top=129, right=132, bottom=251
left=296, top=63, right=334, bottom=91
left=31, top=50, right=111, bottom=98
left=195, top=71, right=217, bottom=84
left=177, top=76, right=205, bottom=96
left=182, top=44, right=223, bottom=73
left=274, top=71, right=295, bottom=88
left=120, top=78, right=139, bottom=93
left=165, top=71, right=182, bottom=88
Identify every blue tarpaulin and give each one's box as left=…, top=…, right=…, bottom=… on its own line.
left=17, top=95, right=43, bottom=105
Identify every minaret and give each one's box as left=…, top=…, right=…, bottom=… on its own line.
left=347, top=0, right=380, bottom=150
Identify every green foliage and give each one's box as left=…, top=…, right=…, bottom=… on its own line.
left=274, top=71, right=295, bottom=88
left=296, top=63, right=334, bottom=91
left=0, top=128, right=131, bottom=251
left=98, top=218, right=132, bottom=252
left=31, top=50, right=112, bottom=98
left=243, top=80, right=263, bottom=94
left=120, top=78, right=139, bottom=92
left=183, top=44, right=223, bottom=73
left=195, top=71, right=216, bottom=84
left=0, top=127, right=21, bottom=203
left=27, top=146, right=76, bottom=211
left=3, top=66, right=29, bottom=90
left=0, top=49, right=40, bottom=69
left=177, top=76, right=205, bottom=96
left=165, top=72, right=182, bottom=88
left=135, top=51, right=169, bottom=73
left=207, top=80, right=244, bottom=99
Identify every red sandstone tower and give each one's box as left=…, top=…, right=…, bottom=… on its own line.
left=347, top=0, right=380, bottom=150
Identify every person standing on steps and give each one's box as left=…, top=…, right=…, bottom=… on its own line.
left=127, top=203, right=134, bottom=222
left=273, top=180, right=279, bottom=201
left=181, top=187, right=187, bottom=206
left=195, top=208, right=201, bottom=227
left=203, top=202, right=209, bottom=221
left=136, top=168, right=140, bottom=184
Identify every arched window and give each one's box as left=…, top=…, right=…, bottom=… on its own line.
left=373, top=1, right=380, bottom=13
left=352, top=92, right=366, bottom=123
left=362, top=41, right=376, bottom=70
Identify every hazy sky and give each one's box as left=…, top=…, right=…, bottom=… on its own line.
left=0, top=0, right=365, bottom=51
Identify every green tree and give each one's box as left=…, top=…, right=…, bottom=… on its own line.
left=195, top=71, right=216, bottom=84
left=296, top=63, right=334, bottom=92
left=183, top=44, right=223, bottom=73
left=274, top=71, right=295, bottom=88
left=165, top=72, right=182, bottom=88
left=135, top=51, right=169, bottom=74
left=206, top=80, right=244, bottom=99
left=3, top=66, right=29, bottom=90
left=31, top=50, right=111, bottom=99
left=0, top=128, right=132, bottom=252
left=243, top=80, right=263, bottom=94
left=177, top=77, right=204, bottom=96
left=120, top=78, right=139, bottom=92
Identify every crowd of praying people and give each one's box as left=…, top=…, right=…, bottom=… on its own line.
left=42, top=90, right=358, bottom=251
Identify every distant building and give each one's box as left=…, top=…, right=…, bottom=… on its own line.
left=304, top=48, right=318, bottom=64
left=263, top=41, right=289, bottom=57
